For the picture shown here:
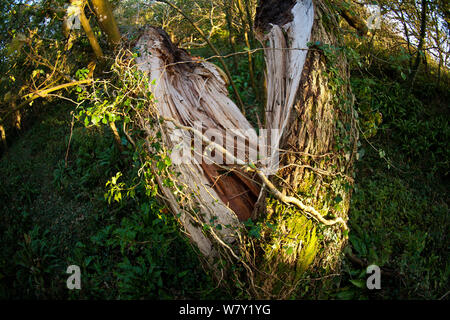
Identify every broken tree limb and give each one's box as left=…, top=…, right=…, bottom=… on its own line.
left=135, top=26, right=260, bottom=224
left=0, top=79, right=92, bottom=125
left=163, top=116, right=348, bottom=231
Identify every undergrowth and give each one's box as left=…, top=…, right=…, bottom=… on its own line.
left=0, top=35, right=448, bottom=300
left=0, top=105, right=228, bottom=299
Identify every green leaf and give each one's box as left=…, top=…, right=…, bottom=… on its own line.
left=350, top=279, right=366, bottom=289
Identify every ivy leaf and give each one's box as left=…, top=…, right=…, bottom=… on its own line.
left=350, top=279, right=366, bottom=289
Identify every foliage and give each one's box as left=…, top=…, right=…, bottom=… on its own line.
left=332, top=71, right=449, bottom=300
left=0, top=0, right=448, bottom=300
left=253, top=198, right=319, bottom=298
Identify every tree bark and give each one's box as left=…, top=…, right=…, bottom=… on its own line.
left=253, top=0, right=357, bottom=295
left=0, top=124, right=6, bottom=151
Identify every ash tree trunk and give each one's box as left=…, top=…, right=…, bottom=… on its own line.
left=134, top=0, right=358, bottom=298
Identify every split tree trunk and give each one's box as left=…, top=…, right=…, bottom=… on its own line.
left=135, top=0, right=358, bottom=297
left=256, top=0, right=358, bottom=271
